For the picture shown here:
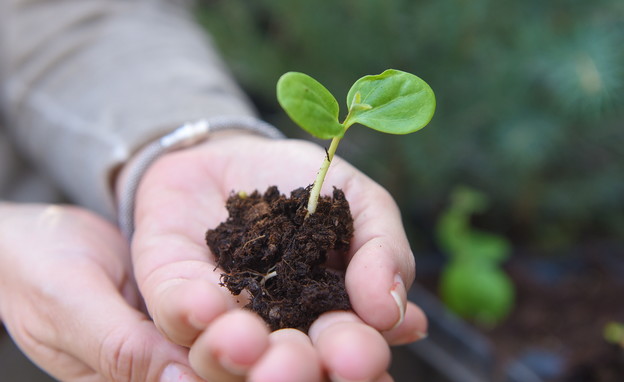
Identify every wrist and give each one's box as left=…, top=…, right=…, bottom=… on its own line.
left=115, top=117, right=284, bottom=239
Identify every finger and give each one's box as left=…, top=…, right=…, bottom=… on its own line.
left=382, top=302, right=428, bottom=346
left=309, top=311, right=391, bottom=382
left=54, top=228, right=203, bottom=382
left=339, top=175, right=416, bottom=331
left=151, top=277, right=233, bottom=347
left=70, top=293, right=202, bottom=382
left=133, top=235, right=234, bottom=347
left=132, top=152, right=236, bottom=345
left=188, top=310, right=270, bottom=381
left=0, top=207, right=203, bottom=382
left=249, top=329, right=322, bottom=382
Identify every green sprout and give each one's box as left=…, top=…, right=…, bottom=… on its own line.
left=277, top=69, right=436, bottom=215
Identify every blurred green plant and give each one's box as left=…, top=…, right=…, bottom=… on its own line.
left=604, top=322, right=624, bottom=348
left=196, top=0, right=624, bottom=249
left=436, top=186, right=515, bottom=326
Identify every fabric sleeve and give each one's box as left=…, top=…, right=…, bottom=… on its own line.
left=0, top=0, right=258, bottom=220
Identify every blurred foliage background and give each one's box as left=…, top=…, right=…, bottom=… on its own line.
left=196, top=0, right=624, bottom=253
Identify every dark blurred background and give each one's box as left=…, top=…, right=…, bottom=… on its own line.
left=196, top=0, right=624, bottom=255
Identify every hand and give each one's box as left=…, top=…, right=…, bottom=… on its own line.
left=0, top=204, right=203, bottom=382
left=131, top=132, right=428, bottom=382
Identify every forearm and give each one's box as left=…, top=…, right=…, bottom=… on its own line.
left=0, top=0, right=257, bottom=219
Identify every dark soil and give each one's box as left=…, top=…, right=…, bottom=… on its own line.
left=205, top=186, right=353, bottom=332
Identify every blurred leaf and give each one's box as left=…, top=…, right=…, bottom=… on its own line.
left=604, top=322, right=624, bottom=347
left=437, top=186, right=510, bottom=263
left=440, top=261, right=515, bottom=326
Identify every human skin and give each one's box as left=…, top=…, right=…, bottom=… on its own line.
left=0, top=134, right=427, bottom=382
left=132, top=132, right=428, bottom=382
left=0, top=204, right=199, bottom=381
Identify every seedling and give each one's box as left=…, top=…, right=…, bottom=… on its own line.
left=207, top=70, right=435, bottom=332
left=277, top=69, right=436, bottom=215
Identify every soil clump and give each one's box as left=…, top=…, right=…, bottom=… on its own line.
left=205, top=186, right=353, bottom=332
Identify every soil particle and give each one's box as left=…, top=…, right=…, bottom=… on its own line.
left=205, top=186, right=353, bottom=332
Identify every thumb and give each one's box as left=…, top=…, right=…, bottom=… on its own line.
left=0, top=205, right=204, bottom=382
left=32, top=265, right=204, bottom=382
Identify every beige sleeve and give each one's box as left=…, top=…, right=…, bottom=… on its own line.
left=0, top=0, right=257, bottom=219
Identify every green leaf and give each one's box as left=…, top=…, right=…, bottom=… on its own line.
left=276, top=72, right=345, bottom=139
left=345, top=69, right=436, bottom=134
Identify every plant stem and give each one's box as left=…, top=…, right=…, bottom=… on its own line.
left=307, top=136, right=342, bottom=215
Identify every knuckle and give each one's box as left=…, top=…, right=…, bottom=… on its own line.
left=99, top=327, right=154, bottom=382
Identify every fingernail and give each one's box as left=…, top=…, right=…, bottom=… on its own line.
left=160, top=363, right=201, bottom=382
left=390, top=274, right=406, bottom=330
left=188, top=314, right=207, bottom=331
left=408, top=330, right=428, bottom=343
left=416, top=331, right=429, bottom=341
left=218, top=354, right=248, bottom=376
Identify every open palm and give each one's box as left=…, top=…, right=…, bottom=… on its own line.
left=131, top=132, right=427, bottom=382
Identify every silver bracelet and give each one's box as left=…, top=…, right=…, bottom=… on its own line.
left=117, top=116, right=284, bottom=239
